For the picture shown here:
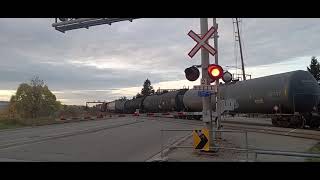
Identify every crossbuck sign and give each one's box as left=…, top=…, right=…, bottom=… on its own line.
left=188, top=26, right=217, bottom=58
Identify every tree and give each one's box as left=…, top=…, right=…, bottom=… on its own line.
left=10, top=76, right=61, bottom=118
left=140, top=79, right=154, bottom=97
left=135, top=93, right=143, bottom=98
left=307, top=56, right=320, bottom=81
left=118, top=96, right=127, bottom=101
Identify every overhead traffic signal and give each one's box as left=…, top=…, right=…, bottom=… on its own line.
left=185, top=66, right=200, bottom=81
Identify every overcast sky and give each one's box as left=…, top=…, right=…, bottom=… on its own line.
left=0, top=18, right=319, bottom=105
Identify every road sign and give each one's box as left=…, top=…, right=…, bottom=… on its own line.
left=193, top=128, right=209, bottom=151
left=193, top=85, right=216, bottom=91
left=198, top=91, right=212, bottom=97
left=188, top=26, right=217, bottom=58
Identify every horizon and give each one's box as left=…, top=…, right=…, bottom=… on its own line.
left=0, top=18, right=319, bottom=105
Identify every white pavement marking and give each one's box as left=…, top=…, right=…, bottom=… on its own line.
left=146, top=133, right=193, bottom=162
left=285, top=129, right=297, bottom=135
left=0, top=158, right=32, bottom=162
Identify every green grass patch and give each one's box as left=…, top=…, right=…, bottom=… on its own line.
left=0, top=116, right=58, bottom=130
left=306, top=142, right=320, bottom=162
left=0, top=122, right=23, bottom=130
left=0, top=117, right=25, bottom=130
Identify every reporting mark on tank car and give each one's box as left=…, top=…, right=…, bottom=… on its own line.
left=254, top=98, right=264, bottom=104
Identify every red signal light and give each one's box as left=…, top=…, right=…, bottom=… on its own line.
left=208, top=64, right=223, bottom=81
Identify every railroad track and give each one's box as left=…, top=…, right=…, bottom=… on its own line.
left=146, top=116, right=320, bottom=141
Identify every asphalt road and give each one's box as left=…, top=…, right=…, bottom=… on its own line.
left=0, top=117, right=201, bottom=161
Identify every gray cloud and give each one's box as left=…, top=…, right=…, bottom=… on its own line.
left=0, top=18, right=320, bottom=104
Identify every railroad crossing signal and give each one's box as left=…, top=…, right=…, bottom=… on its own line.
left=222, top=71, right=233, bottom=83
left=188, top=26, right=217, bottom=58
left=193, top=128, right=209, bottom=151
left=185, top=66, right=200, bottom=81
left=208, top=64, right=223, bottom=80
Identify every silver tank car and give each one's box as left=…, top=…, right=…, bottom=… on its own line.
left=183, top=89, right=216, bottom=112
left=142, top=95, right=160, bottom=112
left=221, top=70, right=320, bottom=114
left=183, top=70, right=320, bottom=114
left=124, top=97, right=145, bottom=114
left=143, top=89, right=187, bottom=113
left=115, top=100, right=127, bottom=113
left=106, top=101, right=116, bottom=112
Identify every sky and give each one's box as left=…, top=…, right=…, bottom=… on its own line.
left=0, top=18, right=319, bottom=105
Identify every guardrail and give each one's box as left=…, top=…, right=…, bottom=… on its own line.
left=160, top=129, right=320, bottom=162
left=160, top=129, right=249, bottom=160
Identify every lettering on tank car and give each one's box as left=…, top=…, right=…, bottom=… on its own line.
left=254, top=98, right=264, bottom=104
left=234, top=101, right=239, bottom=109
left=268, top=91, right=281, bottom=97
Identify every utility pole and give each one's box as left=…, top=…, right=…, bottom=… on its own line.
left=235, top=18, right=246, bottom=81
left=212, top=18, right=222, bottom=143
left=200, top=18, right=213, bottom=149
left=212, top=18, right=221, bottom=132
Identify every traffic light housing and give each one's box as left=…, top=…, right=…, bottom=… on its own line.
left=185, top=66, right=200, bottom=81
left=222, top=71, right=232, bottom=83
left=208, top=64, right=223, bottom=81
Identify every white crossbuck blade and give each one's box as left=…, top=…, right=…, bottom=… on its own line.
left=188, top=26, right=217, bottom=58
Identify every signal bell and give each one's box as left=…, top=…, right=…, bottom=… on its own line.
left=208, top=64, right=223, bottom=81
left=185, top=66, right=200, bottom=81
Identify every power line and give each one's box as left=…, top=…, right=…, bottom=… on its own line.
left=235, top=18, right=246, bottom=81
left=232, top=18, right=239, bottom=78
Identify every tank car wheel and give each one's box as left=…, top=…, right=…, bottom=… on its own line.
left=288, top=116, right=304, bottom=128
left=281, top=121, right=291, bottom=128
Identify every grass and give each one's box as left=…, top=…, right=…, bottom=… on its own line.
left=0, top=110, right=106, bottom=130
left=0, top=121, right=23, bottom=130
left=306, top=142, right=320, bottom=162
left=0, top=117, right=25, bottom=130
left=0, top=116, right=58, bottom=130
left=0, top=114, right=102, bottom=131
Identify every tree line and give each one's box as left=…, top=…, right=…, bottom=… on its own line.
left=116, top=78, right=155, bottom=101
left=9, top=76, right=62, bottom=119
left=6, top=56, right=319, bottom=119
left=307, top=56, right=320, bottom=81
left=7, top=75, right=101, bottom=120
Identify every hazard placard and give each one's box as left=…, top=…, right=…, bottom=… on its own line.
left=193, top=128, right=209, bottom=151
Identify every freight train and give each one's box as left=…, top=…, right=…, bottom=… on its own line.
left=100, top=70, right=320, bottom=128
